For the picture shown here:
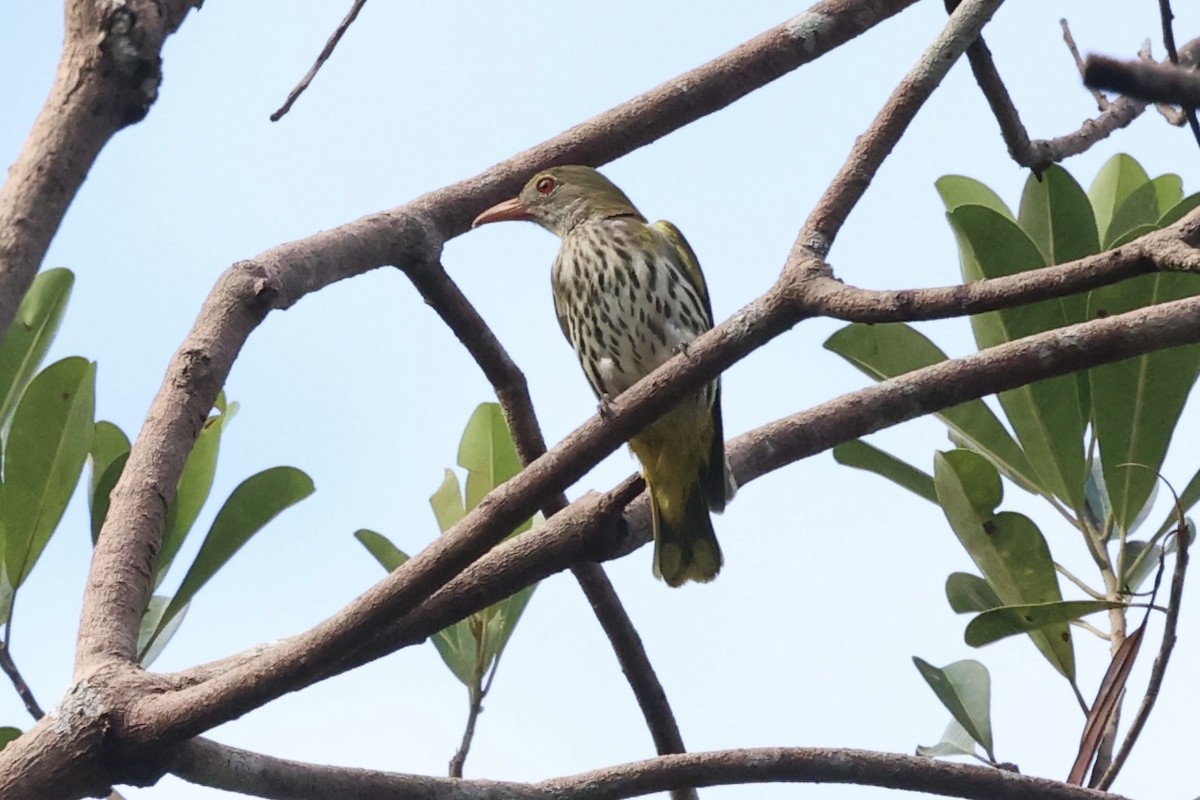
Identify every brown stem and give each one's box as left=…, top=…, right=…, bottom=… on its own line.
left=0, top=641, right=44, bottom=720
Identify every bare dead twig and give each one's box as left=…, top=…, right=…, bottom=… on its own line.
left=271, top=0, right=369, bottom=121
left=1063, top=19, right=1111, bottom=111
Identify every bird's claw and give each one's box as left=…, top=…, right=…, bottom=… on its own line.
left=597, top=394, right=615, bottom=419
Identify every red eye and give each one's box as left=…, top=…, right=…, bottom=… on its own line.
left=536, top=176, right=557, bottom=195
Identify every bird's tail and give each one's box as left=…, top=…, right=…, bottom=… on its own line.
left=650, top=482, right=723, bottom=587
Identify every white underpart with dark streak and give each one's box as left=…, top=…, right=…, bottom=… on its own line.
left=552, top=216, right=714, bottom=404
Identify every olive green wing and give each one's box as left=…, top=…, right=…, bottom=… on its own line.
left=651, top=220, right=715, bottom=323
left=651, top=220, right=731, bottom=511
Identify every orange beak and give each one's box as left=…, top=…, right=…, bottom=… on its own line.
left=472, top=196, right=531, bottom=228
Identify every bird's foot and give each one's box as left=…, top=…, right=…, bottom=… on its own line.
left=597, top=393, right=616, bottom=419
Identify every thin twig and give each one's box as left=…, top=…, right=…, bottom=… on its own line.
left=958, top=14, right=1151, bottom=173
left=448, top=682, right=483, bottom=778
left=270, top=0, right=368, bottom=121
left=1063, top=19, right=1111, bottom=111
left=0, top=641, right=43, bottom=720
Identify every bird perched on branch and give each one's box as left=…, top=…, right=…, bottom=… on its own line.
left=472, top=165, right=735, bottom=586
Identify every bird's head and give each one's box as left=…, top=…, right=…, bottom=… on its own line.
left=472, top=165, right=641, bottom=237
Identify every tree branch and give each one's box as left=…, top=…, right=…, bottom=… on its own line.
left=0, top=0, right=202, bottom=337
left=797, top=0, right=1004, bottom=260
left=172, top=738, right=1127, bottom=800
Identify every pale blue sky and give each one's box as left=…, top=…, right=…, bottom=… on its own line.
left=3, top=2, right=1199, bottom=798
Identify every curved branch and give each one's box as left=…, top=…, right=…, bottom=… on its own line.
left=172, top=738, right=1124, bottom=800
left=0, top=0, right=201, bottom=335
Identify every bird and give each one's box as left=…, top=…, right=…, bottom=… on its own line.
left=472, top=165, right=735, bottom=586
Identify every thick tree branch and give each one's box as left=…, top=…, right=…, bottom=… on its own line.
left=172, top=739, right=1125, bottom=800
left=0, top=0, right=201, bottom=337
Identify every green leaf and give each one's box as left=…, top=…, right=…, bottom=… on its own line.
left=0, top=726, right=20, bottom=752
left=159, top=400, right=231, bottom=584
left=833, top=440, right=936, bottom=503
left=88, top=421, right=130, bottom=513
left=935, top=176, right=1014, bottom=219
left=459, top=403, right=523, bottom=511
left=917, top=719, right=983, bottom=760
left=1121, top=541, right=1163, bottom=592
left=1088, top=273, right=1200, bottom=533
left=946, top=205, right=1086, bottom=510
left=1158, top=191, right=1200, bottom=227
left=1151, top=174, right=1183, bottom=216
left=2, top=357, right=95, bottom=587
left=1016, top=165, right=1100, bottom=420
left=147, top=466, right=313, bottom=651
left=1106, top=223, right=1158, bottom=249
left=354, top=528, right=480, bottom=687
left=0, top=268, right=73, bottom=430
left=0, top=572, right=13, bottom=628
left=965, top=600, right=1124, bottom=647
left=429, top=469, right=467, bottom=533
left=913, top=657, right=995, bottom=761
left=1104, top=181, right=1160, bottom=249
left=1088, top=154, right=1151, bottom=246
left=824, top=323, right=1040, bottom=495
left=1017, top=165, right=1099, bottom=327
left=354, top=528, right=409, bottom=572
left=945, top=572, right=1002, bottom=614
left=481, top=577, right=538, bottom=670
left=90, top=452, right=128, bottom=545
left=1083, top=458, right=1112, bottom=534
left=934, top=450, right=1074, bottom=679
left=137, top=594, right=189, bottom=667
